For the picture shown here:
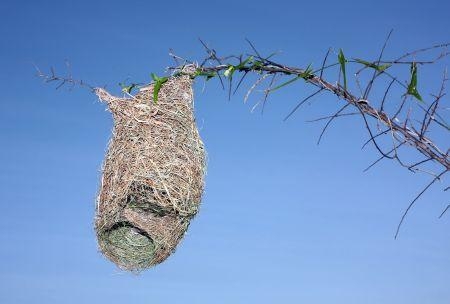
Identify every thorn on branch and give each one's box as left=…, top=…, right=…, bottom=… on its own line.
left=395, top=171, right=446, bottom=239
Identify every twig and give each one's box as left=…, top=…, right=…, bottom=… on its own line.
left=395, top=171, right=446, bottom=239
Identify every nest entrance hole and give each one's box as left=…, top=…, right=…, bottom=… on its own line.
left=100, top=222, right=156, bottom=270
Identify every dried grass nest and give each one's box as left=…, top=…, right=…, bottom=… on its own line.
left=94, top=73, right=206, bottom=271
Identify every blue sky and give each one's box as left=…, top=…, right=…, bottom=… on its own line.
left=1, top=0, right=449, bottom=303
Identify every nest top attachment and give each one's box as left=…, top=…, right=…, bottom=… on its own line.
left=94, top=74, right=206, bottom=271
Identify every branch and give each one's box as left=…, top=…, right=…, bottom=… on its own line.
left=37, top=38, right=450, bottom=236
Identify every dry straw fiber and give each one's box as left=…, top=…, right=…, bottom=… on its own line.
left=94, top=74, right=206, bottom=271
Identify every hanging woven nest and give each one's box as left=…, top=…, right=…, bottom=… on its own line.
left=94, top=73, right=206, bottom=271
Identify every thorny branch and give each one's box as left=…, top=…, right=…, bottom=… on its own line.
left=168, top=37, right=449, bottom=237
left=37, top=36, right=450, bottom=237
left=34, top=61, right=96, bottom=91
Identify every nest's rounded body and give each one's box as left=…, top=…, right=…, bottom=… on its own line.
left=95, top=75, right=206, bottom=271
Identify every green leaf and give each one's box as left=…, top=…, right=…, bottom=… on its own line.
left=354, top=58, right=391, bottom=72
left=265, top=52, right=278, bottom=60
left=377, top=64, right=391, bottom=72
left=153, top=81, right=162, bottom=103
left=236, top=56, right=254, bottom=69
left=268, top=63, right=314, bottom=93
left=224, top=65, right=236, bottom=78
left=299, top=63, right=314, bottom=79
left=338, top=49, right=347, bottom=90
left=406, top=63, right=423, bottom=102
left=250, top=60, right=264, bottom=73
left=270, top=76, right=300, bottom=92
left=151, top=74, right=168, bottom=103
left=206, top=73, right=216, bottom=80
left=194, top=69, right=217, bottom=80
left=119, top=82, right=136, bottom=94
left=124, top=85, right=134, bottom=94
left=151, top=73, right=159, bottom=82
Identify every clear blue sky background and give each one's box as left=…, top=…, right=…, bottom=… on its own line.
left=1, top=0, right=449, bottom=303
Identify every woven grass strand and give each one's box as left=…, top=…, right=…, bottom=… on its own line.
left=94, top=74, right=206, bottom=271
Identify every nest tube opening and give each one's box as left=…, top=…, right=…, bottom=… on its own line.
left=97, top=221, right=156, bottom=270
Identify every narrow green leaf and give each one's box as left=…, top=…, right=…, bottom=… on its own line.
left=354, top=58, right=392, bottom=72
left=378, top=64, right=391, bottom=72
left=236, top=56, right=254, bottom=69
left=299, top=63, right=314, bottom=79
left=265, top=52, right=278, bottom=60
left=410, top=90, right=423, bottom=102
left=252, top=60, right=263, bottom=68
left=153, top=81, right=162, bottom=103
left=270, top=76, right=300, bottom=92
left=119, top=82, right=136, bottom=94
left=151, top=75, right=168, bottom=103
left=151, top=73, right=159, bottom=82
left=193, top=69, right=216, bottom=80
left=224, top=65, right=236, bottom=78
left=269, top=63, right=314, bottom=92
left=206, top=73, right=216, bottom=81
left=354, top=58, right=372, bottom=66
left=406, top=63, right=423, bottom=102
left=250, top=60, right=264, bottom=73
left=338, top=49, right=347, bottom=90
left=125, top=85, right=135, bottom=93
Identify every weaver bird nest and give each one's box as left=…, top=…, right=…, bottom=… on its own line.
left=94, top=74, right=206, bottom=271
